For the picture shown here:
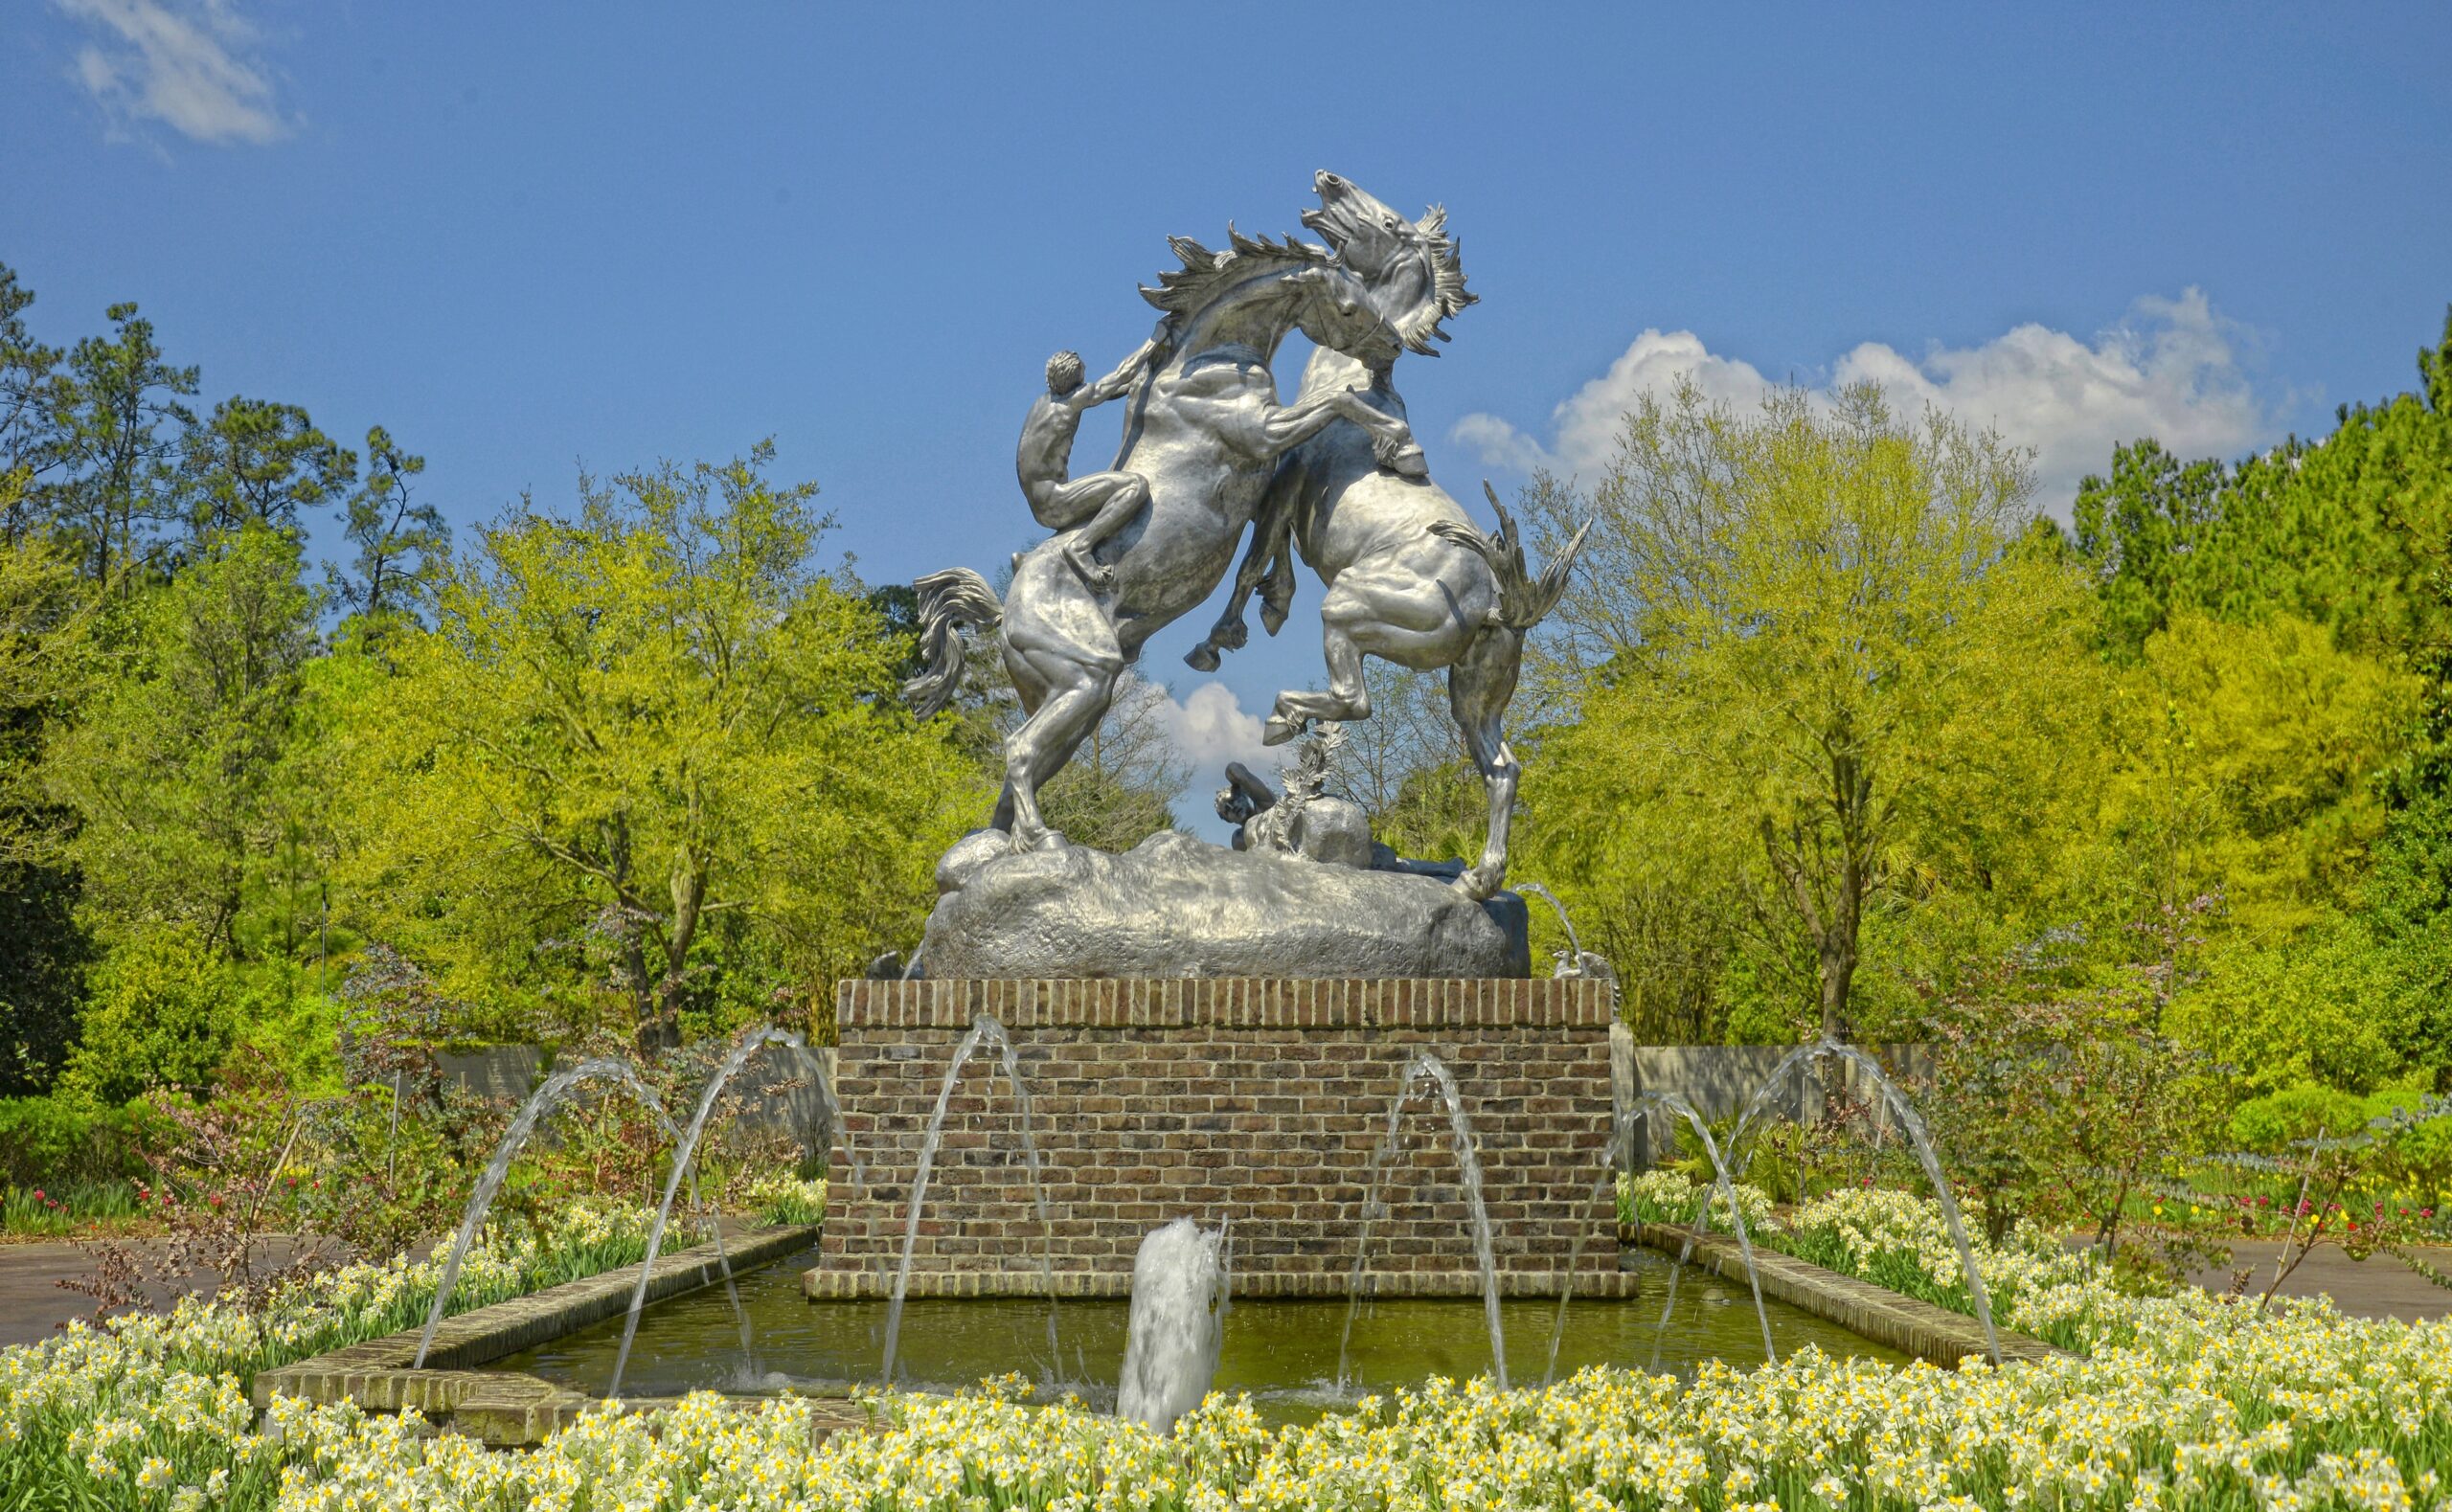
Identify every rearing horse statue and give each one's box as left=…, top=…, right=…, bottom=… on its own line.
left=1188, top=171, right=1593, bottom=901
left=902, top=229, right=1423, bottom=853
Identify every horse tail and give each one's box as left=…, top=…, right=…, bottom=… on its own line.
left=901, top=566, right=1004, bottom=718
left=1426, top=482, right=1595, bottom=631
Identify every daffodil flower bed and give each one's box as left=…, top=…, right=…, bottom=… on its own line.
left=9, top=1192, right=2451, bottom=1512
left=0, top=1200, right=694, bottom=1509
left=1622, top=1174, right=2124, bottom=1354
left=742, top=1173, right=829, bottom=1229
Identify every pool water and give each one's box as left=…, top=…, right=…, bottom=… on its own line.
left=497, top=1248, right=1904, bottom=1425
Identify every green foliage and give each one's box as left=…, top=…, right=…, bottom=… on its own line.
left=0, top=1095, right=150, bottom=1185
left=2226, top=1080, right=2408, bottom=1152
left=335, top=444, right=983, bottom=1047
left=58, top=923, right=238, bottom=1105
left=1, top=1179, right=137, bottom=1235
left=2170, top=922, right=2423, bottom=1097
left=174, top=395, right=357, bottom=554
left=47, top=522, right=323, bottom=959
left=2074, top=308, right=2452, bottom=666
left=1519, top=379, right=2098, bottom=1040
left=2097, top=612, right=2418, bottom=935
left=332, top=424, right=448, bottom=635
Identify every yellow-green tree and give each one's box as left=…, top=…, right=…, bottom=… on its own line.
left=335, top=446, right=982, bottom=1049
left=1520, top=381, right=2098, bottom=1040
left=2097, top=610, right=2418, bottom=935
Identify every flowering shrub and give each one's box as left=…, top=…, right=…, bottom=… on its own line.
left=740, top=1171, right=828, bottom=1227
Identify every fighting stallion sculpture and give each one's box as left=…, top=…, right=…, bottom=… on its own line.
left=899, top=174, right=1582, bottom=975
left=902, top=230, right=1423, bottom=854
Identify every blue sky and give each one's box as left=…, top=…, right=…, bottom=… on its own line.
left=8, top=3, right=2450, bottom=827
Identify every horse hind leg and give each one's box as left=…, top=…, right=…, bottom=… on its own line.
left=1186, top=522, right=1279, bottom=671
left=1448, top=626, right=1527, bottom=901
left=1264, top=596, right=1374, bottom=745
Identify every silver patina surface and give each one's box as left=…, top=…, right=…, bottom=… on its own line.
left=920, top=830, right=1529, bottom=981
left=898, top=174, right=1580, bottom=975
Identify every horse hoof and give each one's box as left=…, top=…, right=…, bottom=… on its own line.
left=1009, top=826, right=1068, bottom=855
left=1184, top=643, right=1221, bottom=672
left=1260, top=600, right=1289, bottom=636
left=1450, top=866, right=1501, bottom=901
left=1262, top=714, right=1304, bottom=747
left=1381, top=442, right=1428, bottom=480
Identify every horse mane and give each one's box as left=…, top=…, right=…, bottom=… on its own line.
left=1140, top=226, right=1336, bottom=318
left=1393, top=205, right=1476, bottom=355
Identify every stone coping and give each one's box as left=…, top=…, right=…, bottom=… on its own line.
left=801, top=1266, right=1645, bottom=1300
left=1623, top=1222, right=2064, bottom=1366
left=836, top=977, right=1616, bottom=1031
left=255, top=1223, right=823, bottom=1447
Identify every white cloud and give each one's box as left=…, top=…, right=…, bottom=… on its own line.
left=1155, top=683, right=1276, bottom=780
left=57, top=0, right=287, bottom=146
left=1455, top=290, right=2269, bottom=514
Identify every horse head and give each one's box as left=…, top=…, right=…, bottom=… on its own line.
left=1286, top=262, right=1404, bottom=371
left=1141, top=228, right=1401, bottom=371
left=1304, top=169, right=1475, bottom=356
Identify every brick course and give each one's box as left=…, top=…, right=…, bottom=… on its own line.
left=807, top=979, right=1629, bottom=1298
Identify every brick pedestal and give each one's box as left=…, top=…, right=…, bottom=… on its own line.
left=804, top=979, right=1632, bottom=1298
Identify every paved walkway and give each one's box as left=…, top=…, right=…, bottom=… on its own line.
left=0, top=1237, right=336, bottom=1347
left=2184, top=1238, right=2451, bottom=1322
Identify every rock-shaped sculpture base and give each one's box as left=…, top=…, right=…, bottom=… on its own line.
left=920, top=830, right=1529, bottom=980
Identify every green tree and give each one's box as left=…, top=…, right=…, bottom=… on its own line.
left=1520, top=380, right=2097, bottom=1040
left=2097, top=611, right=2418, bottom=936
left=55, top=303, right=196, bottom=587
left=2069, top=439, right=2227, bottom=657
left=332, top=425, right=449, bottom=634
left=0, top=537, right=97, bottom=1092
left=0, top=263, right=70, bottom=546
left=174, top=395, right=357, bottom=554
left=337, top=445, right=981, bottom=1049
left=58, top=923, right=238, bottom=1106
left=47, top=524, right=322, bottom=956
left=2073, top=308, right=2452, bottom=666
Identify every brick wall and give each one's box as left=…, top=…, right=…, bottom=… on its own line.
left=805, top=979, right=1634, bottom=1298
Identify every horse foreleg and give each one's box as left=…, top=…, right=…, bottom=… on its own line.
left=1258, top=526, right=1299, bottom=636
left=1448, top=626, right=1527, bottom=901
left=1255, top=389, right=1422, bottom=478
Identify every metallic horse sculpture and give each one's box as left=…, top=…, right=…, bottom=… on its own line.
left=1189, top=172, right=1592, bottom=901
left=903, top=229, right=1424, bottom=853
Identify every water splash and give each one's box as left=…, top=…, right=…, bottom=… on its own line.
left=413, top=1056, right=679, bottom=1370
left=606, top=1027, right=867, bottom=1399
left=1115, top=1217, right=1233, bottom=1433
left=1336, top=1048, right=1508, bottom=1391
left=1516, top=881, right=1584, bottom=961
left=880, top=1014, right=1056, bottom=1387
